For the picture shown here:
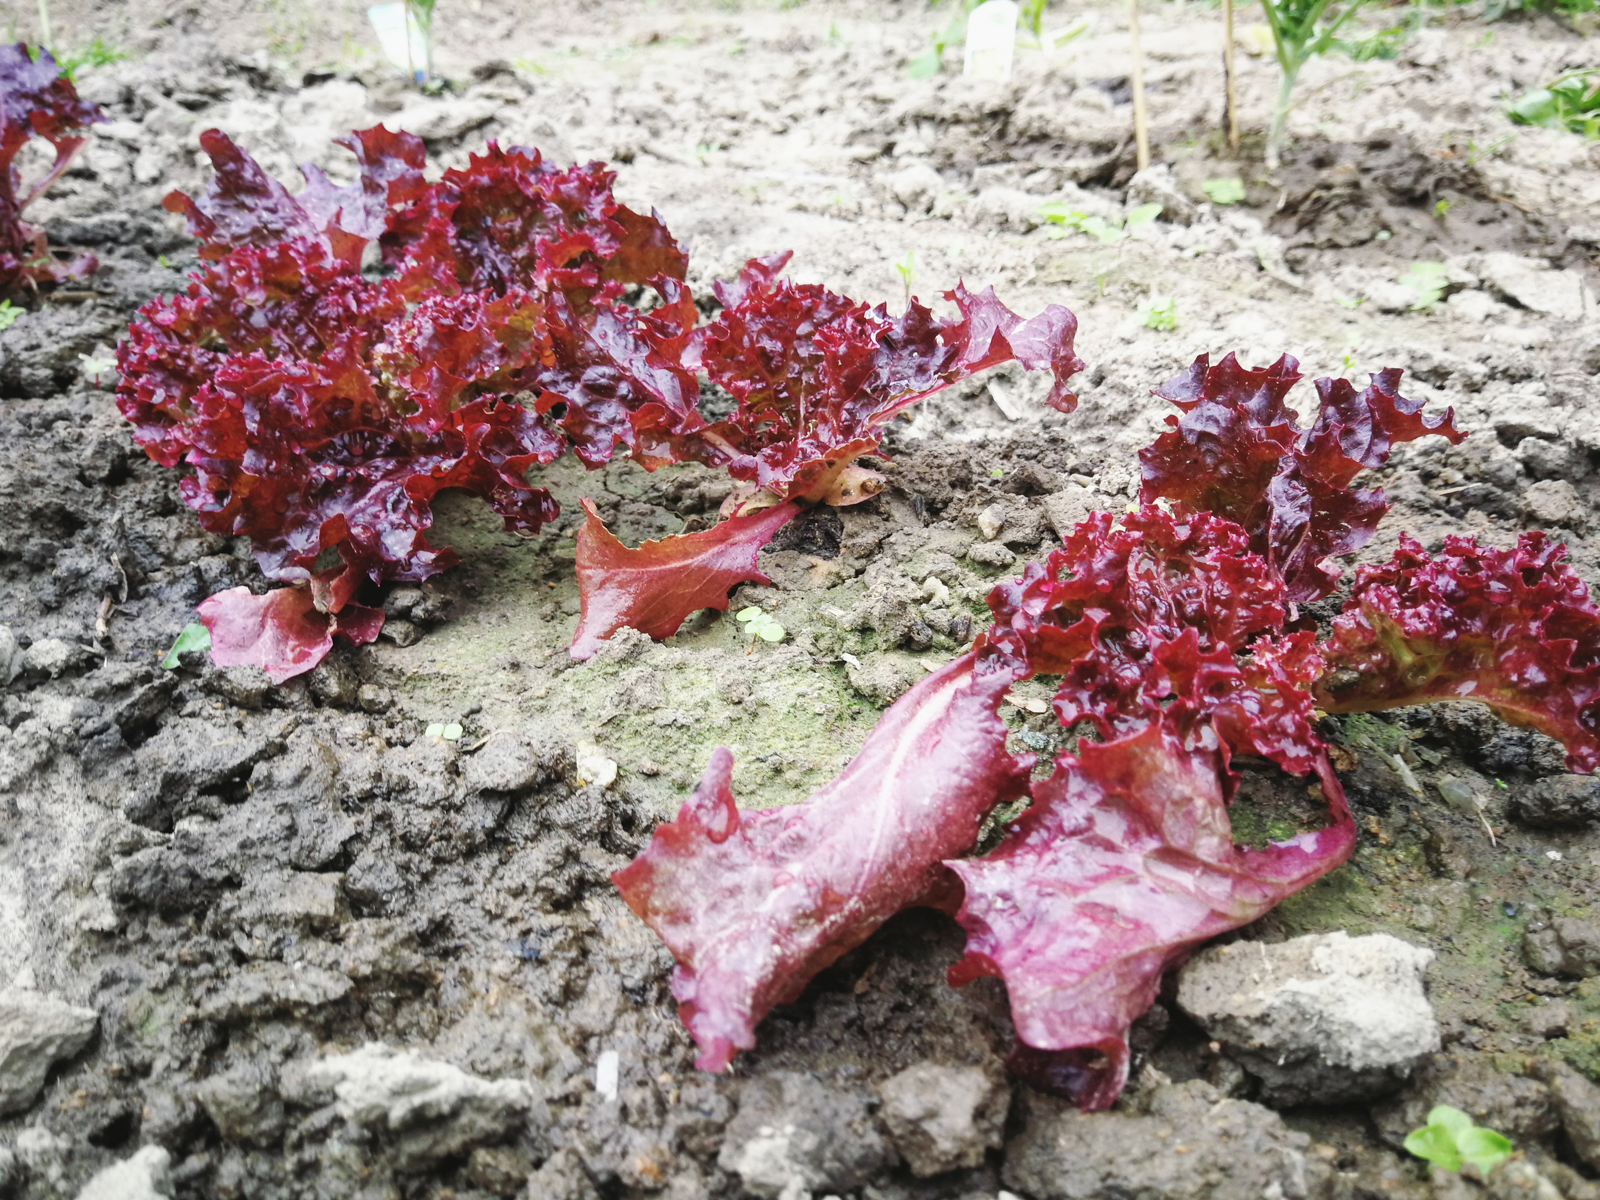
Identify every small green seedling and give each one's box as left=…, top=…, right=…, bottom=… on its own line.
left=1404, top=1106, right=1514, bottom=1175
left=736, top=606, right=785, bottom=649
left=78, top=352, right=116, bottom=386
left=58, top=37, right=127, bottom=80
left=1202, top=178, right=1247, bottom=205
left=0, top=300, right=20, bottom=332
left=425, top=722, right=463, bottom=741
left=1434, top=197, right=1452, bottom=218
left=894, top=250, right=917, bottom=304
left=1038, top=202, right=1161, bottom=243
left=1508, top=69, right=1600, bottom=140
left=1400, top=261, right=1449, bottom=311
left=1257, top=0, right=1382, bottom=168
left=1139, top=295, right=1177, bottom=331
left=160, top=622, right=211, bottom=669
left=906, top=0, right=979, bottom=78
left=990, top=467, right=1006, bottom=478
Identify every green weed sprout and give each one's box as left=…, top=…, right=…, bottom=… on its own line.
left=58, top=38, right=127, bottom=81
left=894, top=250, right=917, bottom=305
left=0, top=300, right=20, bottom=332
left=1404, top=1106, right=1514, bottom=1175
left=737, top=607, right=786, bottom=649
left=425, top=722, right=463, bottom=741
left=1400, top=261, right=1449, bottom=311
left=160, top=623, right=211, bottom=670
left=906, top=0, right=979, bottom=78
left=1508, top=69, right=1600, bottom=139
left=1202, top=178, right=1247, bottom=205
left=1257, top=0, right=1377, bottom=168
left=1038, top=202, right=1161, bottom=243
left=1139, top=295, right=1177, bottom=331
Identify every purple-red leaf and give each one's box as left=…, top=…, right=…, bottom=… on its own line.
left=1316, top=531, right=1600, bottom=773
left=691, top=262, right=1084, bottom=504
left=946, top=720, right=1354, bottom=1110
left=569, top=499, right=801, bottom=660
left=1140, top=353, right=1464, bottom=602
left=196, top=585, right=383, bottom=684
left=0, top=42, right=106, bottom=297
left=611, top=656, right=1033, bottom=1070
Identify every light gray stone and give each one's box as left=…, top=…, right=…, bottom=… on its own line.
left=1040, top=486, right=1103, bottom=541
left=878, top=1063, right=1008, bottom=1176
left=0, top=988, right=99, bottom=1116
left=718, top=1071, right=894, bottom=1199
left=1176, top=932, right=1439, bottom=1105
left=1126, top=164, right=1198, bottom=226
left=1477, top=253, right=1591, bottom=322
left=307, top=1042, right=534, bottom=1170
left=0, top=625, right=18, bottom=685
left=885, top=163, right=943, bottom=213
left=74, top=1145, right=172, bottom=1200
left=390, top=98, right=499, bottom=142
left=1523, top=479, right=1586, bottom=530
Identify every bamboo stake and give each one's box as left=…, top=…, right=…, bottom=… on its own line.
left=1129, top=0, right=1150, bottom=172
left=36, top=0, right=54, bottom=55
left=1224, top=0, right=1239, bottom=152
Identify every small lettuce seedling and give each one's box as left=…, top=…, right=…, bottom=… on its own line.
left=1139, top=295, right=1177, bottom=331
left=1405, top=1106, right=1514, bottom=1175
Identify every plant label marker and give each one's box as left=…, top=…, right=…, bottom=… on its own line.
left=367, top=3, right=428, bottom=82
left=964, top=0, right=1019, bottom=82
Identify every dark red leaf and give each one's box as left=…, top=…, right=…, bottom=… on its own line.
left=196, top=585, right=383, bottom=683
left=1140, top=353, right=1464, bottom=602
left=1316, top=531, right=1600, bottom=773
left=611, top=656, right=1033, bottom=1070
left=692, top=262, right=1084, bottom=504
left=569, top=498, right=802, bottom=660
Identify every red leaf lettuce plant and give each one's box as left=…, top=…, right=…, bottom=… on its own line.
left=1, top=43, right=107, bottom=298
left=116, top=126, right=1081, bottom=679
left=616, top=353, right=1600, bottom=1109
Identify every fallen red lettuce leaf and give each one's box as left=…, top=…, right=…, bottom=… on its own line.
left=948, top=720, right=1352, bottom=1108
left=1139, top=352, right=1465, bottom=602
left=612, top=655, right=1033, bottom=1070
left=1316, top=531, right=1600, bottom=773
left=570, top=498, right=803, bottom=660
left=196, top=585, right=383, bottom=684
left=0, top=43, right=107, bottom=298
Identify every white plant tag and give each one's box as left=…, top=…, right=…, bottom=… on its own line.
left=367, top=3, right=429, bottom=80
left=964, top=0, right=1019, bottom=81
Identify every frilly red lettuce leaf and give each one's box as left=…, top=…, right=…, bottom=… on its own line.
left=691, top=260, right=1084, bottom=505
left=611, top=656, right=1033, bottom=1070
left=196, top=585, right=383, bottom=684
left=0, top=42, right=107, bottom=297
left=1140, top=353, right=1464, bottom=603
left=569, top=498, right=802, bottom=660
left=946, top=720, right=1353, bottom=1110
left=1316, top=531, right=1600, bottom=773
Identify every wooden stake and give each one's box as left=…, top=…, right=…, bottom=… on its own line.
left=36, top=0, right=54, bottom=55
left=1129, top=0, right=1150, bottom=172
left=1224, top=0, right=1239, bottom=152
